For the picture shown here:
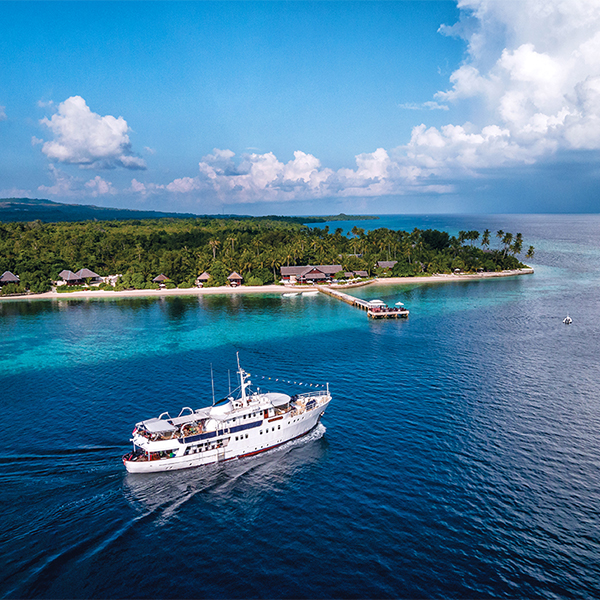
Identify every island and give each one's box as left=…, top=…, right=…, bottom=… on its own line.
left=0, top=210, right=533, bottom=298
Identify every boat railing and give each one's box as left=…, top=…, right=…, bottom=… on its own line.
left=177, top=407, right=194, bottom=417
left=294, top=390, right=328, bottom=401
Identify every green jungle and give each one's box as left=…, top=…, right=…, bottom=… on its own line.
left=0, top=217, right=533, bottom=295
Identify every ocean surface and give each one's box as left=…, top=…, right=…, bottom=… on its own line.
left=1, top=214, right=600, bottom=599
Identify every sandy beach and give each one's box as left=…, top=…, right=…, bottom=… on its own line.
left=0, top=268, right=534, bottom=302
left=371, top=268, right=534, bottom=286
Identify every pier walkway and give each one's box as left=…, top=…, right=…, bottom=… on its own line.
left=319, top=287, right=409, bottom=319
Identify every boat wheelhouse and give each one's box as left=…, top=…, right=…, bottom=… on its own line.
left=123, top=356, right=331, bottom=473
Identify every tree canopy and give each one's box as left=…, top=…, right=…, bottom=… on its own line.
left=0, top=217, right=532, bottom=294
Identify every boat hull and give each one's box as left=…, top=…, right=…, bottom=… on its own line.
left=124, top=398, right=329, bottom=474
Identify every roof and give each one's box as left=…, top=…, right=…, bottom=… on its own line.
left=197, top=272, right=210, bottom=281
left=354, top=270, right=369, bottom=277
left=280, top=266, right=307, bottom=276
left=0, top=271, right=19, bottom=283
left=58, top=269, right=81, bottom=281
left=344, top=272, right=354, bottom=278
left=75, top=268, right=100, bottom=278
left=140, top=418, right=176, bottom=433
left=316, top=264, right=343, bottom=275
left=227, top=271, right=242, bottom=280
left=265, top=392, right=292, bottom=408
left=281, top=264, right=343, bottom=277
left=377, top=261, right=398, bottom=269
left=153, top=274, right=169, bottom=282
left=302, top=268, right=326, bottom=279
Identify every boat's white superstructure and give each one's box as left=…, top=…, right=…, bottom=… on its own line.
left=123, top=357, right=331, bottom=473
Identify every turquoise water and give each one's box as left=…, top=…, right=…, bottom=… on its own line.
left=1, top=215, right=600, bottom=598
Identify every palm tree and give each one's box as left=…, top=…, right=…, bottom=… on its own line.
left=496, top=230, right=505, bottom=249
left=526, top=246, right=535, bottom=259
left=251, top=237, right=262, bottom=258
left=501, top=232, right=513, bottom=257
left=284, top=246, right=294, bottom=267
left=227, top=236, right=236, bottom=255
left=481, top=229, right=491, bottom=249
left=209, top=239, right=220, bottom=260
left=511, top=233, right=523, bottom=256
left=269, top=253, right=282, bottom=281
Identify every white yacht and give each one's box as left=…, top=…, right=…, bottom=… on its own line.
left=123, top=356, right=332, bottom=473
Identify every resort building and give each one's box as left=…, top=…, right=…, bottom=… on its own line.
left=196, top=272, right=210, bottom=286
left=102, top=274, right=120, bottom=286
left=58, top=270, right=81, bottom=285
left=77, top=268, right=101, bottom=282
left=376, top=261, right=397, bottom=270
left=58, top=268, right=101, bottom=286
left=152, top=274, right=169, bottom=284
left=0, top=271, right=20, bottom=287
left=227, top=272, right=243, bottom=287
left=280, top=265, right=343, bottom=283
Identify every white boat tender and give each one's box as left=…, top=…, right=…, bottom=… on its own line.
left=563, top=315, right=573, bottom=324
left=123, top=357, right=332, bottom=473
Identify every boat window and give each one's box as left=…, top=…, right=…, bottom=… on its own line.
left=260, top=430, right=262, bottom=435
left=278, top=425, right=281, bottom=430
left=245, top=434, right=248, bottom=439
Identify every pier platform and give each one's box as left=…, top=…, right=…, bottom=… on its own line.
left=319, top=287, right=409, bottom=319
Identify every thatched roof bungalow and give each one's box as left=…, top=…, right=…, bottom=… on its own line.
left=196, top=272, right=210, bottom=287
left=58, top=270, right=83, bottom=285
left=75, top=268, right=100, bottom=281
left=227, top=272, right=243, bottom=286
left=0, top=271, right=20, bottom=286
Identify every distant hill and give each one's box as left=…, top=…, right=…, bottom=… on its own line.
left=0, top=198, right=200, bottom=223
left=0, top=198, right=379, bottom=225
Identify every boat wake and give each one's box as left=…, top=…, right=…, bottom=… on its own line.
left=123, top=423, right=328, bottom=519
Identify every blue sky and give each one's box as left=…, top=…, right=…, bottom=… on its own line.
left=1, top=1, right=599, bottom=215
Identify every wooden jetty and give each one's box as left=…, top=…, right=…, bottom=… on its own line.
left=319, top=287, right=409, bottom=319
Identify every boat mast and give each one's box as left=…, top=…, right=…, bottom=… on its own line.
left=237, top=352, right=251, bottom=406
left=211, top=364, right=215, bottom=406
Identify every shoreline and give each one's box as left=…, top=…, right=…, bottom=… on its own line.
left=0, top=268, right=533, bottom=302
left=370, top=268, right=534, bottom=286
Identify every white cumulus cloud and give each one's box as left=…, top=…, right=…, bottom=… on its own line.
left=39, top=96, right=146, bottom=170
left=432, top=0, right=600, bottom=158
left=160, top=147, right=452, bottom=204
left=109, top=0, right=600, bottom=207
left=85, top=175, right=117, bottom=197
left=38, top=165, right=118, bottom=198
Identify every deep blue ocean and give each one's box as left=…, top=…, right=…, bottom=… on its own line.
left=1, top=214, right=600, bottom=599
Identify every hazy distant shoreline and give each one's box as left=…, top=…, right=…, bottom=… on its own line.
left=0, top=269, right=533, bottom=302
